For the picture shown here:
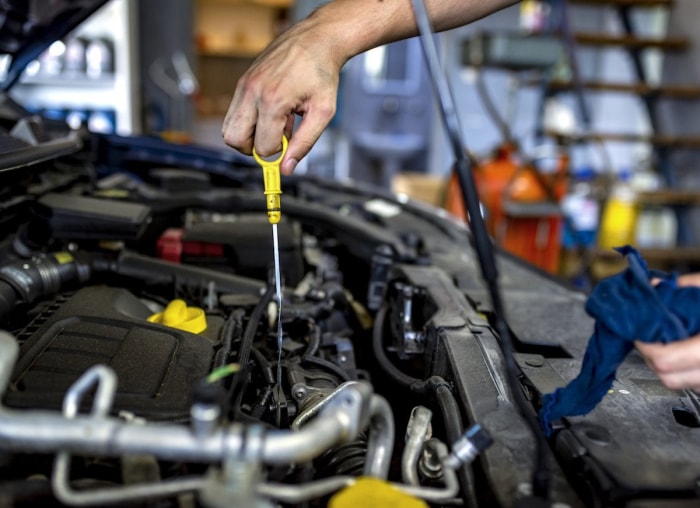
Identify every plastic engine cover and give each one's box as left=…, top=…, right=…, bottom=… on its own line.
left=5, top=286, right=219, bottom=418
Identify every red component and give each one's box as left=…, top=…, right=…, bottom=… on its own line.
left=157, top=228, right=185, bottom=263
left=182, top=241, right=224, bottom=258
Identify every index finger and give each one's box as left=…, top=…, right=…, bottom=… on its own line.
left=222, top=85, right=258, bottom=155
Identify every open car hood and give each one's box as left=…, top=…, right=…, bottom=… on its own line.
left=0, top=0, right=109, bottom=90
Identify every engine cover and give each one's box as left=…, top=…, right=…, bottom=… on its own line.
left=5, top=286, right=219, bottom=418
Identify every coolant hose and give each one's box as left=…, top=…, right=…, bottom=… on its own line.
left=434, top=383, right=479, bottom=508
left=372, top=305, right=422, bottom=387
left=372, top=303, right=479, bottom=505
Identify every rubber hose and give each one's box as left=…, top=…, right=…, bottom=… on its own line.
left=371, top=305, right=422, bottom=387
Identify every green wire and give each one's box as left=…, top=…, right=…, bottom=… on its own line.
left=206, top=363, right=240, bottom=383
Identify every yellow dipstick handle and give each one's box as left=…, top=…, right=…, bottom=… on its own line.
left=253, top=136, right=288, bottom=225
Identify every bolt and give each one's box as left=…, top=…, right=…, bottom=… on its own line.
left=525, top=357, right=544, bottom=368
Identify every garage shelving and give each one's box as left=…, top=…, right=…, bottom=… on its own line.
left=8, top=0, right=140, bottom=135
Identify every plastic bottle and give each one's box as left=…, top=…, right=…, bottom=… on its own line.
left=598, top=169, right=638, bottom=249
left=519, top=0, right=550, bottom=32
left=629, top=167, right=678, bottom=249
left=561, top=167, right=600, bottom=248
left=635, top=207, right=677, bottom=248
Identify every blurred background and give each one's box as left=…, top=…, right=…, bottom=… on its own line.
left=13, top=0, right=700, bottom=290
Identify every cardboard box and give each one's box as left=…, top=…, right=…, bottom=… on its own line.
left=391, top=172, right=447, bottom=207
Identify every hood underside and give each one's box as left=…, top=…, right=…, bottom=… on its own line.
left=0, top=0, right=109, bottom=90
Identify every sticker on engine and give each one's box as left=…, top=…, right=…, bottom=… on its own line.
left=54, top=252, right=74, bottom=264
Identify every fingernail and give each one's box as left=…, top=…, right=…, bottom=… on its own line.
left=282, top=158, right=298, bottom=175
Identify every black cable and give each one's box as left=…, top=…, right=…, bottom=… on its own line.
left=300, top=355, right=353, bottom=383
left=214, top=309, right=245, bottom=368
left=303, top=320, right=322, bottom=357
left=371, top=305, right=423, bottom=387
left=409, top=0, right=550, bottom=498
left=239, top=285, right=275, bottom=369
left=232, top=285, right=276, bottom=416
left=372, top=302, right=482, bottom=506
left=251, top=347, right=276, bottom=385
left=435, top=382, right=481, bottom=508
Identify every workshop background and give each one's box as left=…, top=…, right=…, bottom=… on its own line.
left=13, top=0, right=700, bottom=290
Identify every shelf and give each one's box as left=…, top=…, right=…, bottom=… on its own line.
left=7, top=0, right=138, bottom=135
left=197, top=47, right=263, bottom=58
left=541, top=80, right=700, bottom=99
left=637, top=190, right=700, bottom=206
left=594, top=246, right=700, bottom=263
left=568, top=0, right=673, bottom=6
left=550, top=131, right=700, bottom=148
left=18, top=74, right=116, bottom=87
left=199, top=0, right=292, bottom=7
left=574, top=32, right=688, bottom=50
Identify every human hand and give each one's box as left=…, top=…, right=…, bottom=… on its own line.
left=635, top=273, right=700, bottom=391
left=221, top=0, right=521, bottom=174
left=636, top=336, right=700, bottom=392
left=221, top=16, right=343, bottom=175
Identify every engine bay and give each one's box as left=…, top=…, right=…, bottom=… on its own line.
left=0, top=102, right=698, bottom=507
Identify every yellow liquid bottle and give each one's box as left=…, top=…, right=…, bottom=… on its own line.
left=598, top=172, right=638, bottom=249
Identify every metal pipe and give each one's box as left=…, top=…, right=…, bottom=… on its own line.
left=292, top=381, right=394, bottom=478
left=363, top=394, right=395, bottom=479
left=258, top=477, right=354, bottom=503
left=0, top=331, right=18, bottom=394
left=0, top=402, right=362, bottom=465
left=0, top=334, right=371, bottom=467
left=291, top=381, right=362, bottom=430
left=52, top=452, right=207, bottom=507
left=398, top=439, right=460, bottom=502
left=62, top=365, right=116, bottom=419
left=402, top=406, right=433, bottom=486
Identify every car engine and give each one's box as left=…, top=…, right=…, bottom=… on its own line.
left=0, top=56, right=699, bottom=508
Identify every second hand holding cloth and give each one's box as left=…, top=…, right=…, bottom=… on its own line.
left=540, top=246, right=700, bottom=435
left=253, top=137, right=286, bottom=399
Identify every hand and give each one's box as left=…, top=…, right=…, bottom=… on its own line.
left=636, top=336, right=700, bottom=392
left=221, top=16, right=343, bottom=175
left=221, top=0, right=520, bottom=174
left=635, top=273, right=700, bottom=391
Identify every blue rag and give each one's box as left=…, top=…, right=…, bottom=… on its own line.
left=539, top=246, right=700, bottom=435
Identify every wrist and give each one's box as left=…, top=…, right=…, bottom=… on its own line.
left=303, top=0, right=411, bottom=68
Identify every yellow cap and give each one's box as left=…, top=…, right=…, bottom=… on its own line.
left=148, top=299, right=207, bottom=334
left=329, top=477, right=428, bottom=508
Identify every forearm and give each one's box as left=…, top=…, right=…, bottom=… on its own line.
left=302, top=0, right=520, bottom=67
left=222, top=0, right=519, bottom=163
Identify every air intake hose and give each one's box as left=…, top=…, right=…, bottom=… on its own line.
left=0, top=252, right=91, bottom=321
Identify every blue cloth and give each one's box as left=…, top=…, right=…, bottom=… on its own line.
left=539, top=246, right=700, bottom=435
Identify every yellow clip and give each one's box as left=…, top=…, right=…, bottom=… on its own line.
left=253, top=136, right=288, bottom=225
left=148, top=299, right=207, bottom=334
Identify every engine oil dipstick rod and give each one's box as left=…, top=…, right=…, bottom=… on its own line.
left=253, top=136, right=287, bottom=424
